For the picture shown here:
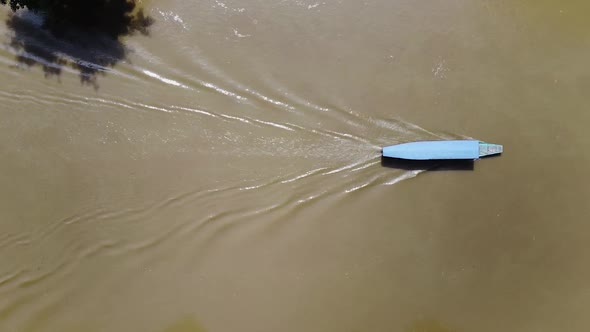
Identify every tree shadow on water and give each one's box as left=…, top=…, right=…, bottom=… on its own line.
left=3, top=1, right=154, bottom=89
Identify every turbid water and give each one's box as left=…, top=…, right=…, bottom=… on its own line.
left=1, top=1, right=590, bottom=331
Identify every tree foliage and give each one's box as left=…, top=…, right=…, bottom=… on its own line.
left=0, top=0, right=152, bottom=38
left=1, top=0, right=154, bottom=87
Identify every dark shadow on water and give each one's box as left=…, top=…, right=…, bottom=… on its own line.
left=3, top=2, right=153, bottom=89
left=381, top=156, right=475, bottom=171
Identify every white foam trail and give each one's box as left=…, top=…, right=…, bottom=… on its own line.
left=373, top=119, right=413, bottom=134
left=240, top=183, right=266, bottom=191
left=350, top=160, right=379, bottom=172
left=324, top=129, right=378, bottom=146
left=322, top=159, right=370, bottom=176
left=172, top=105, right=218, bottom=118
left=244, top=88, right=297, bottom=112
left=396, top=118, right=445, bottom=139
left=71, top=58, right=108, bottom=72
left=296, top=191, right=327, bottom=204
left=252, top=119, right=294, bottom=131
left=344, top=174, right=383, bottom=193
left=202, top=81, right=247, bottom=101
left=143, top=69, right=190, bottom=89
left=130, top=46, right=248, bottom=102
left=345, top=182, right=369, bottom=194
left=134, top=102, right=175, bottom=113
left=8, top=51, right=77, bottom=75
left=219, top=113, right=251, bottom=124
left=259, top=76, right=332, bottom=113
left=84, top=97, right=135, bottom=110
left=281, top=167, right=328, bottom=184
left=383, top=170, right=424, bottom=185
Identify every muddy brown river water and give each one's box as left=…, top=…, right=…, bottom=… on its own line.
left=1, top=1, right=590, bottom=331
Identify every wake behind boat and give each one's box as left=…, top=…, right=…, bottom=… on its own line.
left=382, top=140, right=503, bottom=160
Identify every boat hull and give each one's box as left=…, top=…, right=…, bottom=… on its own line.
left=382, top=140, right=502, bottom=160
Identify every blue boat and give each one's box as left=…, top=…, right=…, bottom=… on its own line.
left=382, top=140, right=503, bottom=160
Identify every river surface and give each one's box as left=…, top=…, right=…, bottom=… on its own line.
left=1, top=1, right=590, bottom=331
